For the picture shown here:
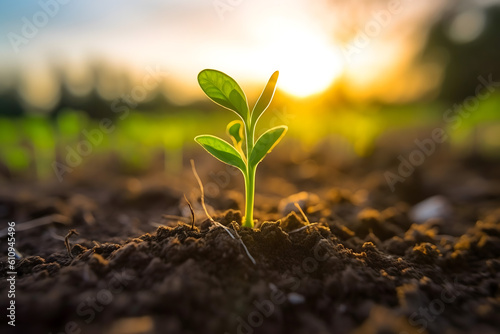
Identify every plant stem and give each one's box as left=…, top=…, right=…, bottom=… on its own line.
left=243, top=122, right=255, bottom=228
left=243, top=166, right=255, bottom=228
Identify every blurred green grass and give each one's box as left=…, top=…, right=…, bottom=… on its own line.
left=1, top=94, right=500, bottom=180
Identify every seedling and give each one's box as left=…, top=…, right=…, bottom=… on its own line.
left=195, top=69, right=287, bottom=228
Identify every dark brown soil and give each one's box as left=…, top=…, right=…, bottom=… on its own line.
left=1, top=145, right=500, bottom=334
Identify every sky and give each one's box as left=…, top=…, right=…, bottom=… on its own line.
left=0, top=0, right=496, bottom=110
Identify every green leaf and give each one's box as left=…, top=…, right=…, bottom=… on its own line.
left=249, top=126, right=287, bottom=166
left=195, top=135, right=246, bottom=171
left=198, top=69, right=249, bottom=121
left=251, top=71, right=279, bottom=129
left=226, top=120, right=244, bottom=150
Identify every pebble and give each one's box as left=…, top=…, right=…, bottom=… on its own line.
left=409, top=195, right=452, bottom=223
left=287, top=292, right=306, bottom=305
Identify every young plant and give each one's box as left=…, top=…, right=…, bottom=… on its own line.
left=195, top=69, right=287, bottom=228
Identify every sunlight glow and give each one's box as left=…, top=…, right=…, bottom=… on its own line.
left=256, top=17, right=344, bottom=97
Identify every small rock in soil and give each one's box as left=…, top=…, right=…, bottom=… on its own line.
left=409, top=195, right=452, bottom=223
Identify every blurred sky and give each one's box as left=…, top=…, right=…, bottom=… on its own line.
left=0, top=0, right=498, bottom=110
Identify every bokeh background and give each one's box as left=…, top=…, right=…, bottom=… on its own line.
left=0, top=0, right=499, bottom=184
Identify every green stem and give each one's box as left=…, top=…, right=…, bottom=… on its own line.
left=243, top=122, right=255, bottom=228
left=243, top=166, right=255, bottom=228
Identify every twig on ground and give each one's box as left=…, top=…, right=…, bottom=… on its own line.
left=190, top=159, right=214, bottom=223
left=184, top=194, right=195, bottom=230
left=288, top=203, right=319, bottom=234
left=231, top=222, right=256, bottom=265
left=288, top=223, right=319, bottom=234
left=190, top=159, right=235, bottom=239
left=294, top=202, right=310, bottom=224
left=161, top=215, right=190, bottom=222
left=0, top=214, right=70, bottom=238
left=64, top=229, right=79, bottom=259
left=213, top=221, right=236, bottom=239
left=48, top=227, right=67, bottom=241
left=48, top=227, right=86, bottom=243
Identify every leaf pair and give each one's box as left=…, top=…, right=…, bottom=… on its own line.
left=195, top=125, right=287, bottom=172
left=195, top=69, right=286, bottom=173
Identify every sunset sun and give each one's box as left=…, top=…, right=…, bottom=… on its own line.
left=256, top=17, right=345, bottom=97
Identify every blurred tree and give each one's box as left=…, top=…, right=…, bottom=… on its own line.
left=422, top=4, right=500, bottom=103
left=0, top=88, right=24, bottom=117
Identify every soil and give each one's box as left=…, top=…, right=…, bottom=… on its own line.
left=1, top=140, right=500, bottom=334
